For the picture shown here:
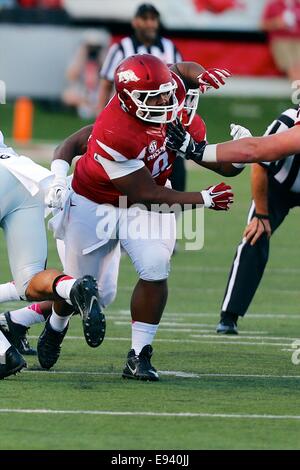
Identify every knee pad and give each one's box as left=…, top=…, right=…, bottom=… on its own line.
left=16, top=263, right=47, bottom=301
left=136, top=246, right=171, bottom=281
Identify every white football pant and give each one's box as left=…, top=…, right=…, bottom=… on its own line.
left=60, top=191, right=176, bottom=308
left=0, top=165, right=47, bottom=298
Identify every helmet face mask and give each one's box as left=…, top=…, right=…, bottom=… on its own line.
left=115, top=54, right=179, bottom=124
left=182, top=89, right=200, bottom=127
left=125, top=81, right=178, bottom=124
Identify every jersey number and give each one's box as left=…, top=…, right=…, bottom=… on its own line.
left=151, top=151, right=169, bottom=178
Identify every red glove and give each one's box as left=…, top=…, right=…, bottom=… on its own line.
left=201, top=182, right=234, bottom=211
left=197, top=68, right=231, bottom=94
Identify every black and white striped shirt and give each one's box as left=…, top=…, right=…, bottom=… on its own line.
left=261, top=107, right=300, bottom=193
left=100, top=35, right=182, bottom=82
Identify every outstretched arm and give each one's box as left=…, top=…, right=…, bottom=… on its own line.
left=112, top=166, right=233, bottom=211
left=215, top=126, right=300, bottom=163
left=167, top=121, right=300, bottom=164
left=46, top=125, right=93, bottom=208
left=171, top=62, right=205, bottom=89
left=171, top=62, right=231, bottom=92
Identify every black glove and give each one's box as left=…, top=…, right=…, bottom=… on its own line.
left=166, top=119, right=206, bottom=161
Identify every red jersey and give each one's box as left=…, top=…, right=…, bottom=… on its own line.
left=72, top=94, right=175, bottom=206
left=72, top=73, right=205, bottom=206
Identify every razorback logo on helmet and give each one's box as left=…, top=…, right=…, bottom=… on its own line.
left=117, top=70, right=140, bottom=84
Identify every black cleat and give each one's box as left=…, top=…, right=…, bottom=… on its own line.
left=0, top=345, right=27, bottom=380
left=70, top=275, right=105, bottom=348
left=216, top=311, right=239, bottom=335
left=0, top=311, right=37, bottom=356
left=37, top=317, right=68, bottom=369
left=122, top=345, right=159, bottom=381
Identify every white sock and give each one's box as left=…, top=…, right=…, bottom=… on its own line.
left=9, top=305, right=45, bottom=327
left=131, top=321, right=159, bottom=355
left=49, top=308, right=72, bottom=332
left=0, top=330, right=11, bottom=359
left=55, top=277, right=76, bottom=302
left=0, top=281, right=20, bottom=303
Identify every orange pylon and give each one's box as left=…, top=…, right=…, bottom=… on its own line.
left=13, top=97, right=33, bottom=144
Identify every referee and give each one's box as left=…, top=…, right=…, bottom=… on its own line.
left=217, top=107, right=300, bottom=334
left=98, top=3, right=186, bottom=194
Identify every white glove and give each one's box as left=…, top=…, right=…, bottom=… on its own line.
left=45, top=176, right=68, bottom=209
left=230, top=124, right=252, bottom=169
left=230, top=123, right=252, bottom=140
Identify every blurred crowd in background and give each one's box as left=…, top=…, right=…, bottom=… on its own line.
left=1, top=0, right=300, bottom=118
left=0, top=1, right=62, bottom=8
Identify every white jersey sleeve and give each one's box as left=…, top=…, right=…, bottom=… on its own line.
left=94, top=154, right=144, bottom=179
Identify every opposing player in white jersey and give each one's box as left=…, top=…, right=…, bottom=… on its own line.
left=0, top=131, right=104, bottom=379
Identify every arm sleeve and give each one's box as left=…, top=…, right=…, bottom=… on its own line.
left=94, top=155, right=145, bottom=179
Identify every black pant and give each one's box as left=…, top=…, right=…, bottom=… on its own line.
left=169, top=157, right=186, bottom=192
left=221, top=177, right=300, bottom=316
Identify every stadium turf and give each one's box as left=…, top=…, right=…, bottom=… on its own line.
left=0, top=98, right=300, bottom=450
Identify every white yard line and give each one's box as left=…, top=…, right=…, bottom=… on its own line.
left=5, top=305, right=297, bottom=321
left=27, top=335, right=198, bottom=344
left=113, top=324, right=217, bottom=334
left=119, top=286, right=300, bottom=295
left=27, top=335, right=292, bottom=347
left=190, top=336, right=290, bottom=347
left=22, top=369, right=300, bottom=379
left=189, top=333, right=297, bottom=342
left=0, top=408, right=300, bottom=420
left=115, top=310, right=300, bottom=320
left=112, top=321, right=268, bottom=335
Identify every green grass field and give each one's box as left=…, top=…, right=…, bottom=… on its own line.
left=0, top=98, right=300, bottom=450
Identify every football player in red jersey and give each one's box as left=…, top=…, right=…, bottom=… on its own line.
left=0, top=89, right=244, bottom=362
left=12, top=56, right=235, bottom=379
left=0, top=59, right=241, bottom=376
left=0, top=81, right=244, bottom=364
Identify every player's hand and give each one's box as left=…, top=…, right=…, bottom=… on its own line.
left=201, top=182, right=234, bottom=211
left=243, top=217, right=271, bottom=246
left=45, top=176, right=68, bottom=209
left=198, top=68, right=231, bottom=94
left=166, top=119, right=206, bottom=159
left=230, top=123, right=252, bottom=140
